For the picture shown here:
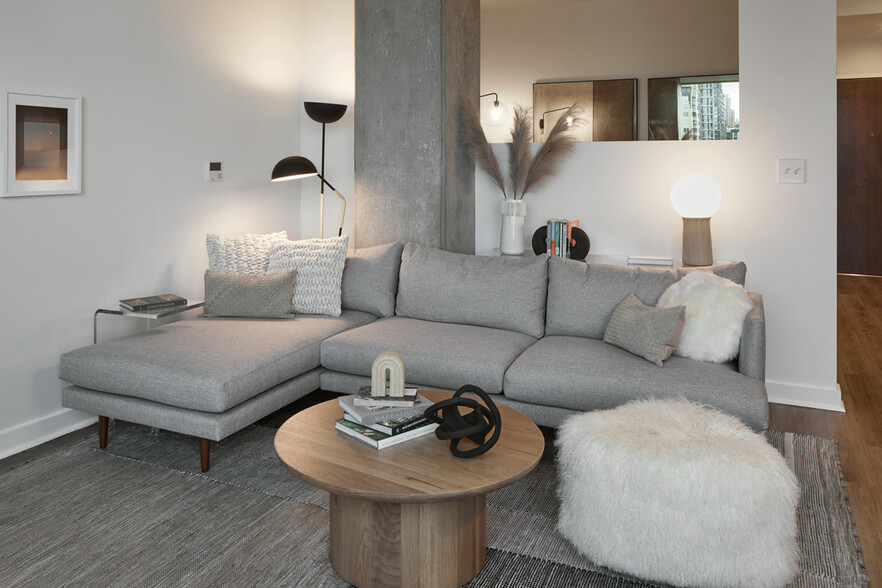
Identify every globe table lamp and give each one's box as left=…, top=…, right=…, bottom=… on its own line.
left=670, top=174, right=722, bottom=266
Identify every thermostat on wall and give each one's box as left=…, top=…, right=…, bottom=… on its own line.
left=205, top=161, right=223, bottom=182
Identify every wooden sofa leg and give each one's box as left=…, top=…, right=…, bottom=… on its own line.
left=98, top=415, right=108, bottom=448
left=200, top=438, right=210, bottom=472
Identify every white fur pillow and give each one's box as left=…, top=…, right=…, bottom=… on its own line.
left=657, top=271, right=752, bottom=363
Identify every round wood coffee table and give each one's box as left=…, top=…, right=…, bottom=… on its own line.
left=274, top=389, right=545, bottom=588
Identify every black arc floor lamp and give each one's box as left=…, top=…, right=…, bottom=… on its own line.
left=271, top=156, right=347, bottom=237
left=271, top=101, right=348, bottom=237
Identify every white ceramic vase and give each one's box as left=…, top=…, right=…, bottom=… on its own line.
left=500, top=199, right=527, bottom=255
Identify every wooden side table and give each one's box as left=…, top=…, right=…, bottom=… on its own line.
left=274, top=389, right=545, bottom=588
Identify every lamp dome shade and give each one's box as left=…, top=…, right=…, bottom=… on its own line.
left=304, top=102, right=347, bottom=124
left=670, top=174, right=722, bottom=218
left=271, top=156, right=318, bottom=182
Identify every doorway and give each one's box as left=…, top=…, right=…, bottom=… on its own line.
left=838, top=77, right=882, bottom=276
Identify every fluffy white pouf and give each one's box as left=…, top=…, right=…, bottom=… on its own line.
left=556, top=399, right=799, bottom=588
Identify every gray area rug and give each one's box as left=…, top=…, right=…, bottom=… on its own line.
left=0, top=424, right=868, bottom=587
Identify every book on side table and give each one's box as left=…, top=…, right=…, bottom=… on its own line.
left=335, top=390, right=438, bottom=449
left=339, top=391, right=429, bottom=423
left=334, top=418, right=438, bottom=449
left=352, top=385, right=419, bottom=407
left=119, top=293, right=187, bottom=312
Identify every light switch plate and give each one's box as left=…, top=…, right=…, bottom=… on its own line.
left=777, top=159, right=805, bottom=184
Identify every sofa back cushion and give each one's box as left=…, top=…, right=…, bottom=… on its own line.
left=395, top=243, right=548, bottom=338
left=341, top=242, right=404, bottom=317
left=546, top=257, right=747, bottom=339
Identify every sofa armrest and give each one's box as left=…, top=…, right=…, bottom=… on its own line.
left=738, top=292, right=765, bottom=381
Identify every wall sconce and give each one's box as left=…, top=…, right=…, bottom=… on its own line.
left=539, top=106, right=575, bottom=134
left=480, top=92, right=501, bottom=122
left=670, top=174, right=721, bottom=266
left=272, top=156, right=346, bottom=237
left=271, top=101, right=347, bottom=238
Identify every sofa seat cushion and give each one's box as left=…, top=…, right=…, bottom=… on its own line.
left=59, top=310, right=375, bottom=413
left=503, top=336, right=768, bottom=430
left=321, top=316, right=537, bottom=394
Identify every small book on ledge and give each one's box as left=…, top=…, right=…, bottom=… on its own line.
left=119, top=294, right=187, bottom=312
left=627, top=256, right=674, bottom=267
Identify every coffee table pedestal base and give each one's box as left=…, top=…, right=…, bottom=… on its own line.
left=329, top=493, right=487, bottom=588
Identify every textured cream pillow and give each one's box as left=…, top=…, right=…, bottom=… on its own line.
left=267, top=236, right=349, bottom=316
left=206, top=231, right=288, bottom=274
left=603, top=293, right=686, bottom=366
left=657, top=271, right=753, bottom=363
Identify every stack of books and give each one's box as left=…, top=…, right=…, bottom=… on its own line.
left=546, top=219, right=579, bottom=259
left=120, top=294, right=187, bottom=313
left=335, top=388, right=438, bottom=449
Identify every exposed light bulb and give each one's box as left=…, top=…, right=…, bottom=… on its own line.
left=491, top=100, right=501, bottom=121
left=565, top=116, right=574, bottom=126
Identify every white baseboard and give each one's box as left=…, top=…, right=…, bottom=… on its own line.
left=0, top=408, right=96, bottom=461
left=766, top=380, right=845, bottom=412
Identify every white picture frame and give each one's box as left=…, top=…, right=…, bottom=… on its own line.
left=3, top=91, right=82, bottom=197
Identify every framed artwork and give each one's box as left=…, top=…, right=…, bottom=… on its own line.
left=533, top=79, right=637, bottom=143
left=4, top=92, right=82, bottom=197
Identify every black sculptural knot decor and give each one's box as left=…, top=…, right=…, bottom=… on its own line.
left=423, top=385, right=502, bottom=458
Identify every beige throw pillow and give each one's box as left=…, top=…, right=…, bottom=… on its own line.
left=603, top=293, right=686, bottom=367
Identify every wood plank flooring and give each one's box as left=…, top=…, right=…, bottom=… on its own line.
left=770, top=273, right=882, bottom=586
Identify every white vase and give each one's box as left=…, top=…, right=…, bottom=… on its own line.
left=500, top=199, right=527, bottom=255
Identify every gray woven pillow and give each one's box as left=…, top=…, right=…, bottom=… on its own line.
left=341, top=242, right=404, bottom=317
left=202, top=270, right=296, bottom=318
left=267, top=235, right=348, bottom=316
left=603, top=293, right=686, bottom=367
left=206, top=231, right=288, bottom=274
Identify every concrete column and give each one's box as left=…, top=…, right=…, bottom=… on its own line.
left=355, top=0, right=478, bottom=253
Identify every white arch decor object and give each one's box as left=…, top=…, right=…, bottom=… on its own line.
left=371, top=351, right=406, bottom=398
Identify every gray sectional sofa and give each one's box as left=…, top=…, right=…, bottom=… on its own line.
left=59, top=241, right=767, bottom=471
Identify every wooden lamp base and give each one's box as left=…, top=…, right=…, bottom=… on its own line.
left=682, top=217, right=713, bottom=266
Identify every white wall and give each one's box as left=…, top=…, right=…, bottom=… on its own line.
left=297, top=0, right=356, bottom=241
left=839, top=37, right=882, bottom=77
left=0, top=0, right=303, bottom=458
left=477, top=0, right=840, bottom=410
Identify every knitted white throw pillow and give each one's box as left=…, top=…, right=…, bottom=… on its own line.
left=657, top=270, right=752, bottom=363
left=267, top=236, right=349, bottom=316
left=206, top=231, right=288, bottom=274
